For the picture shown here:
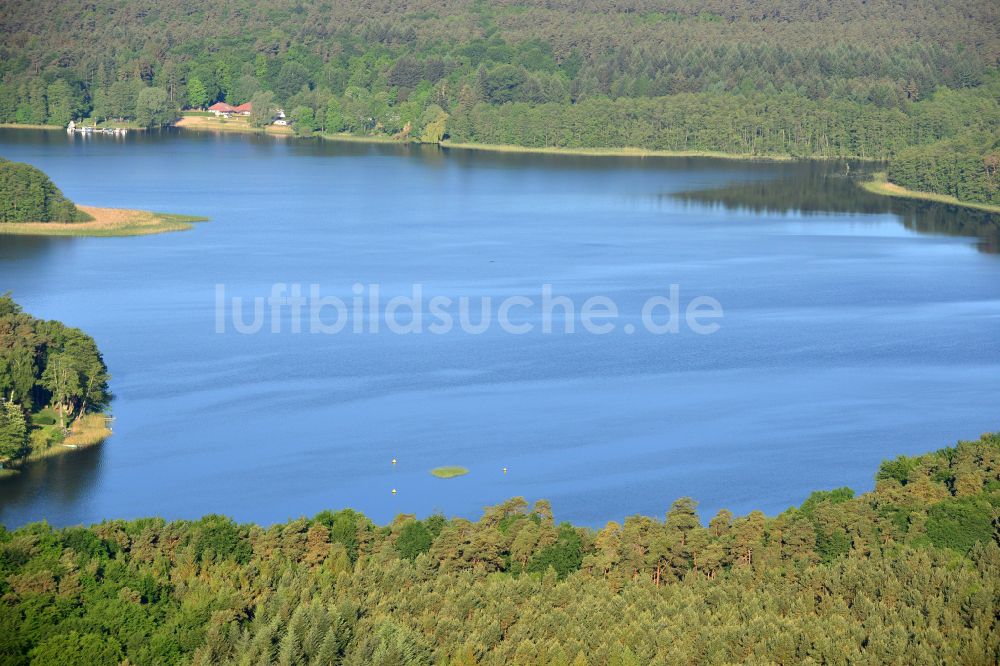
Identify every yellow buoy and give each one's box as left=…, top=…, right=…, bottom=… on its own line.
left=391, top=488, right=397, bottom=495
left=392, top=458, right=397, bottom=465
left=503, top=467, right=507, bottom=474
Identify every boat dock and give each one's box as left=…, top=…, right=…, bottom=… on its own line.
left=66, top=121, right=128, bottom=135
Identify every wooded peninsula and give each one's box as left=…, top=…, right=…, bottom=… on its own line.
left=1, top=0, right=998, bottom=207
left=0, top=159, right=206, bottom=236
left=0, top=295, right=112, bottom=475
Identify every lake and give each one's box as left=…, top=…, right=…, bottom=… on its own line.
left=1, top=128, right=998, bottom=528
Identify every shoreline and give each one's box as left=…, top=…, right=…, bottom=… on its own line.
left=174, top=115, right=293, bottom=136
left=0, top=414, right=111, bottom=480
left=0, top=122, right=62, bottom=131
left=0, top=122, right=141, bottom=131
left=170, top=121, right=847, bottom=163
left=860, top=175, right=1000, bottom=214
left=0, top=121, right=867, bottom=164
left=312, top=133, right=838, bottom=162
left=438, top=140, right=804, bottom=161
left=319, top=132, right=401, bottom=145
left=6, top=124, right=995, bottom=213
left=0, top=205, right=208, bottom=237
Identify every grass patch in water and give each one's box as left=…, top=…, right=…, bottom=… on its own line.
left=431, top=466, right=470, bottom=478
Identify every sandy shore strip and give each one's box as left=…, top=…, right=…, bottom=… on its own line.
left=0, top=205, right=208, bottom=237
left=174, top=114, right=293, bottom=136
left=860, top=175, right=1000, bottom=214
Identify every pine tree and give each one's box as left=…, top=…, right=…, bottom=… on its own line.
left=0, top=400, right=28, bottom=462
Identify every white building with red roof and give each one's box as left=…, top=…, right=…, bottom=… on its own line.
left=207, top=102, right=235, bottom=117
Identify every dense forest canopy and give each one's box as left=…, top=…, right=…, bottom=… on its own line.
left=0, top=159, right=90, bottom=224
left=0, top=431, right=997, bottom=664
left=3, top=0, right=996, bottom=104
left=0, top=295, right=111, bottom=463
left=2, top=0, right=996, bottom=118
left=0, top=0, right=998, bottom=201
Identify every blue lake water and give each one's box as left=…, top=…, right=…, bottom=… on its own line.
left=1, top=128, right=998, bottom=528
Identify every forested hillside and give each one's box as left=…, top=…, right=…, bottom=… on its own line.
left=0, top=0, right=998, bottom=201
left=1, top=432, right=998, bottom=664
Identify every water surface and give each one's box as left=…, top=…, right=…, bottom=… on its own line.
left=1, top=128, right=998, bottom=528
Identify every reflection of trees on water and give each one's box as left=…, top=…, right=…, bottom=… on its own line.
left=0, top=235, right=62, bottom=262
left=0, top=443, right=104, bottom=526
left=672, top=163, right=1000, bottom=254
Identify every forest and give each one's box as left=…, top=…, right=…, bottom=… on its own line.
left=0, top=159, right=90, bottom=224
left=0, top=295, right=112, bottom=466
left=0, top=431, right=997, bottom=664
left=0, top=0, right=998, bottom=203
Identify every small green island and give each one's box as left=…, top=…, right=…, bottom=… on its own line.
left=0, top=158, right=206, bottom=237
left=430, top=466, right=470, bottom=478
left=0, top=295, right=113, bottom=478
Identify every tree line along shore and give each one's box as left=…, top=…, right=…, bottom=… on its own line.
left=1, top=0, right=997, bottom=209
left=0, top=430, right=997, bottom=664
